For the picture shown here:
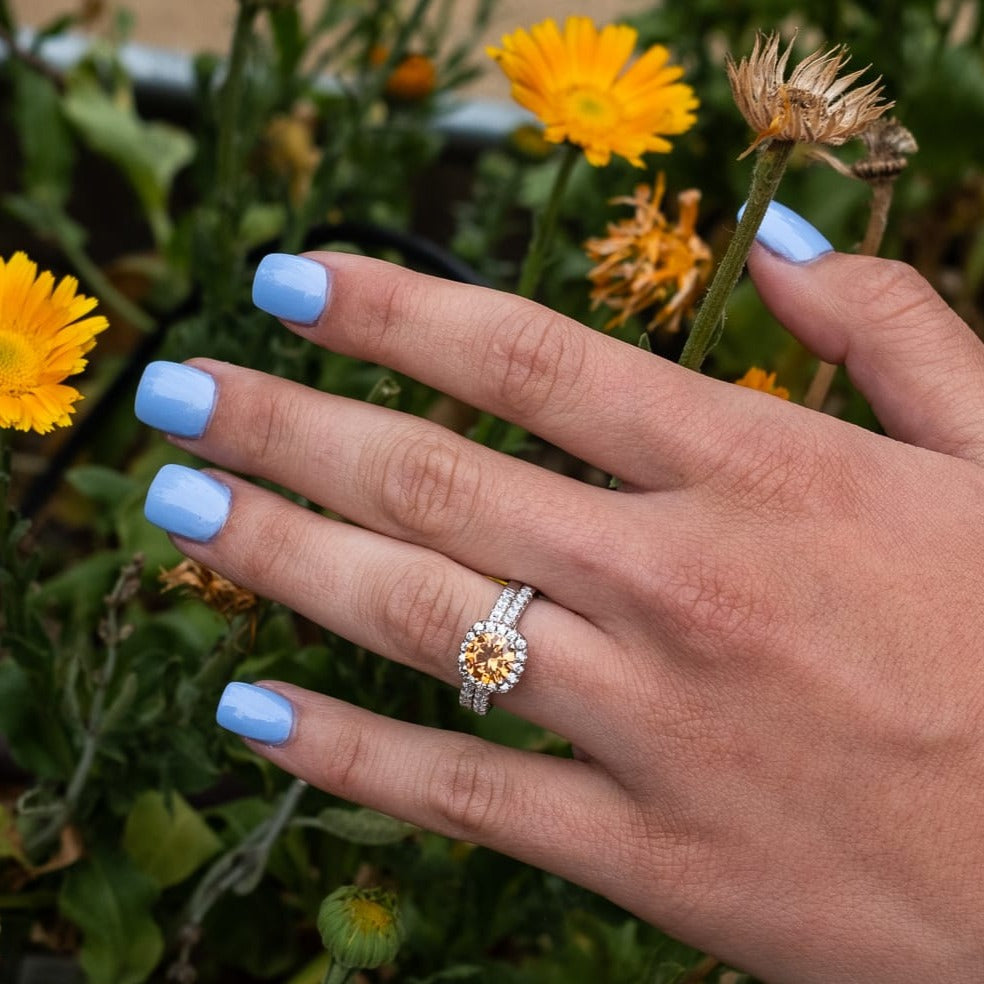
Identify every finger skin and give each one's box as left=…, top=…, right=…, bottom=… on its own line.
left=241, top=682, right=639, bottom=901
left=265, top=251, right=792, bottom=489
left=171, top=472, right=617, bottom=746
left=172, top=359, right=632, bottom=614
left=747, top=246, right=984, bottom=461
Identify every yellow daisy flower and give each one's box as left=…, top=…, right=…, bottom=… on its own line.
left=0, top=252, right=108, bottom=434
left=488, top=16, right=698, bottom=167
left=734, top=367, right=790, bottom=400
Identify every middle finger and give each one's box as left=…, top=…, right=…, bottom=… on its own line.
left=138, top=358, right=631, bottom=615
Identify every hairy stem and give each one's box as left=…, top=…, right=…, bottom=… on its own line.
left=23, top=556, right=142, bottom=859
left=679, top=140, right=794, bottom=371
left=516, top=143, right=579, bottom=299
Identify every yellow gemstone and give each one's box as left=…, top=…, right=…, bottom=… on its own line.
left=462, top=630, right=519, bottom=687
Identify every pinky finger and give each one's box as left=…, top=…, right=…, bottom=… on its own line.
left=217, top=680, right=620, bottom=882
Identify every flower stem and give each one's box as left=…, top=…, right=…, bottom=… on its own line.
left=216, top=0, right=260, bottom=213
left=678, top=140, right=794, bottom=371
left=516, top=143, right=579, bottom=299
left=322, top=962, right=355, bottom=984
left=23, top=556, right=143, bottom=860
left=56, top=222, right=155, bottom=333
left=803, top=178, right=895, bottom=410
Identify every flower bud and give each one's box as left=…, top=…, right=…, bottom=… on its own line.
left=317, top=886, right=405, bottom=970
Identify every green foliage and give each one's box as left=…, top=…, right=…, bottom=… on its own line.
left=58, top=848, right=164, bottom=984
left=0, top=0, right=980, bottom=982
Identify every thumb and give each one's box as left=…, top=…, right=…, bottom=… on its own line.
left=745, top=201, right=984, bottom=464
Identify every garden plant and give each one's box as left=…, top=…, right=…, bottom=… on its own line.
left=1, top=0, right=983, bottom=981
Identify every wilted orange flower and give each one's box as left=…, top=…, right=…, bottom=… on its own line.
left=159, top=559, right=257, bottom=621
left=728, top=32, right=892, bottom=158
left=488, top=16, right=697, bottom=167
left=734, top=367, right=790, bottom=400
left=585, top=174, right=711, bottom=333
left=0, top=252, right=108, bottom=434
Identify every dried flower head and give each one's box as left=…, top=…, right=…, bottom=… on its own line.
left=734, top=367, right=790, bottom=400
left=264, top=103, right=321, bottom=206
left=585, top=174, right=712, bottom=334
left=727, top=32, right=893, bottom=159
left=159, top=559, right=257, bottom=621
left=488, top=16, right=698, bottom=167
left=0, top=251, right=108, bottom=434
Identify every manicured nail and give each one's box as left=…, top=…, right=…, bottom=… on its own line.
left=739, top=200, right=833, bottom=263
left=216, top=682, right=294, bottom=745
left=252, top=253, right=330, bottom=325
left=144, top=464, right=230, bottom=541
left=135, top=361, right=216, bottom=438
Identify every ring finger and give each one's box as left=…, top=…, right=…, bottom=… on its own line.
left=143, top=466, right=619, bottom=749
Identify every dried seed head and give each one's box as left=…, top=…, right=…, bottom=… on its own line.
left=727, top=32, right=893, bottom=158
left=852, top=117, right=918, bottom=181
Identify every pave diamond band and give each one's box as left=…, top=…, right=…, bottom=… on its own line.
left=458, top=580, right=536, bottom=715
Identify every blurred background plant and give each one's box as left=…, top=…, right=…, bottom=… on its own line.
left=0, top=0, right=982, bottom=982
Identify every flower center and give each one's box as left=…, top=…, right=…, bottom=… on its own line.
left=462, top=630, right=520, bottom=687
left=564, top=85, right=620, bottom=130
left=346, top=897, right=395, bottom=934
left=0, top=328, right=41, bottom=395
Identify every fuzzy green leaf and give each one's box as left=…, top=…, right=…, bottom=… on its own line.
left=296, top=807, right=416, bottom=845
left=58, top=847, right=163, bottom=984
left=124, top=790, right=222, bottom=888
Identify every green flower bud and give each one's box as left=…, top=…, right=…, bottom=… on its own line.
left=317, top=886, right=405, bottom=970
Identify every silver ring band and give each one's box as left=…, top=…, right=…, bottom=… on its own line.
left=458, top=580, right=536, bottom=715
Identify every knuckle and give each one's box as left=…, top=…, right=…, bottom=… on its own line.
left=372, top=428, right=481, bottom=539
left=362, top=268, right=423, bottom=356
left=239, top=385, right=305, bottom=467
left=321, top=720, right=374, bottom=796
left=369, top=559, right=464, bottom=671
left=846, top=258, right=944, bottom=333
left=233, top=501, right=306, bottom=589
left=425, top=740, right=511, bottom=838
left=486, top=307, right=586, bottom=418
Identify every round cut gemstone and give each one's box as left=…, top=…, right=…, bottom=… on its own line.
left=462, top=629, right=520, bottom=688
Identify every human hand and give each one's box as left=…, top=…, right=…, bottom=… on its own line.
left=136, top=202, right=984, bottom=982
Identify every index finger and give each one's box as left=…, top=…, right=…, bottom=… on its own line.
left=252, top=251, right=747, bottom=489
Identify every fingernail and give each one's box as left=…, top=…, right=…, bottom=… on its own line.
left=252, top=253, right=330, bottom=325
left=144, top=464, right=230, bottom=541
left=135, top=361, right=216, bottom=438
left=739, top=200, right=833, bottom=263
left=216, top=682, right=293, bottom=745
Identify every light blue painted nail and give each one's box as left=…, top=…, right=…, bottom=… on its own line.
left=738, top=200, right=833, bottom=263
left=216, top=682, right=294, bottom=745
left=144, top=464, right=230, bottom=541
left=252, top=253, right=330, bottom=325
left=135, top=361, right=217, bottom=438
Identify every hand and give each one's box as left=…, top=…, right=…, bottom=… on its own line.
left=137, top=206, right=984, bottom=982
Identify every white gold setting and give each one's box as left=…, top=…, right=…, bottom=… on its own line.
left=458, top=581, right=536, bottom=715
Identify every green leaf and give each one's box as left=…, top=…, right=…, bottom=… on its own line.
left=58, top=847, right=164, bottom=984
left=295, top=806, right=417, bottom=845
left=66, top=464, right=138, bottom=509
left=9, top=64, right=76, bottom=206
left=123, top=790, right=222, bottom=888
left=61, top=79, right=195, bottom=246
